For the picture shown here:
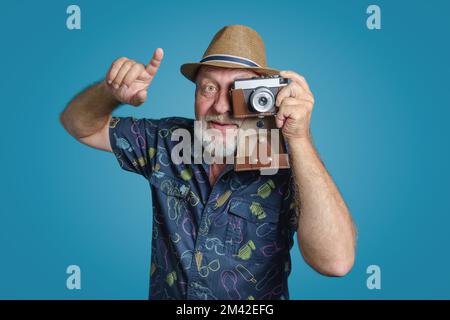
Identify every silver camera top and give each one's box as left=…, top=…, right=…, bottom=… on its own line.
left=232, top=75, right=289, bottom=90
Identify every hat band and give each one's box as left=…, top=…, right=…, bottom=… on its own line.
left=200, top=54, right=261, bottom=67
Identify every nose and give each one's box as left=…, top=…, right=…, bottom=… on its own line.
left=212, top=89, right=231, bottom=114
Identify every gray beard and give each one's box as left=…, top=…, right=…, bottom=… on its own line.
left=194, top=118, right=237, bottom=159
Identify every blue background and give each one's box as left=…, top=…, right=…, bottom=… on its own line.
left=1, top=0, right=449, bottom=299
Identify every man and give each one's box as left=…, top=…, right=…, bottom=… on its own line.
left=60, top=25, right=356, bottom=300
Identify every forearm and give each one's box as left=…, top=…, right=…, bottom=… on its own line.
left=289, top=136, right=356, bottom=276
left=60, top=80, right=120, bottom=139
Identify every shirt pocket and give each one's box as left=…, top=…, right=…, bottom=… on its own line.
left=225, top=198, right=284, bottom=262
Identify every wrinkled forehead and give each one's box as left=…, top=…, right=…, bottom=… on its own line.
left=195, top=65, right=259, bottom=83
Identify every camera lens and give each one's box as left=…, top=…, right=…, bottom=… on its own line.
left=250, top=87, right=275, bottom=113
left=259, top=97, right=268, bottom=106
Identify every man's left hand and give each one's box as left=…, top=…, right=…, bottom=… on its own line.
left=275, top=70, right=315, bottom=141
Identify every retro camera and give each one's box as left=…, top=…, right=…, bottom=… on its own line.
left=230, top=75, right=288, bottom=118
left=230, top=75, right=291, bottom=172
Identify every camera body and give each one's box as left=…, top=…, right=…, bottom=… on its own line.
left=230, top=75, right=288, bottom=118
left=230, top=75, right=291, bottom=172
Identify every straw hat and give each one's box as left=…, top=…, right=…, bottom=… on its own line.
left=180, top=25, right=280, bottom=82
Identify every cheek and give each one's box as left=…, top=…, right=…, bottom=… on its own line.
left=195, top=95, right=214, bottom=118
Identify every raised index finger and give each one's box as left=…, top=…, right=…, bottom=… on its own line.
left=145, top=48, right=164, bottom=76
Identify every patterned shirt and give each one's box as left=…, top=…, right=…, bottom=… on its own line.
left=109, top=116, right=298, bottom=300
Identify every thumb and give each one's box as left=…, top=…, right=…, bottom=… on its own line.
left=130, top=89, right=148, bottom=106
left=145, top=48, right=164, bottom=77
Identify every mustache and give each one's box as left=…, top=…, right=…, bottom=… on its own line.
left=203, top=114, right=241, bottom=126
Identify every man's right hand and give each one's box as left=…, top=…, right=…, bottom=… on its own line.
left=105, top=48, right=164, bottom=106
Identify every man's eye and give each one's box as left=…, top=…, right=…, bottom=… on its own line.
left=203, top=85, right=217, bottom=93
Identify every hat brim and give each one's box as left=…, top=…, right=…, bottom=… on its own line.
left=180, top=61, right=280, bottom=82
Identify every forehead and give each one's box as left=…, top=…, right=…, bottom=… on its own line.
left=196, top=66, right=259, bottom=82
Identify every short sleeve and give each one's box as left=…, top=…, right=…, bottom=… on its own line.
left=109, top=117, right=159, bottom=179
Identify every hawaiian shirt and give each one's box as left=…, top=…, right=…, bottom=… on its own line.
left=109, top=116, right=298, bottom=300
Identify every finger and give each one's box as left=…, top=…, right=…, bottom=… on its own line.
left=107, top=57, right=128, bottom=85
left=122, top=63, right=145, bottom=87
left=275, top=105, right=290, bottom=128
left=282, top=95, right=315, bottom=107
left=279, top=97, right=299, bottom=106
left=146, top=48, right=164, bottom=77
left=138, top=68, right=152, bottom=82
left=281, top=98, right=314, bottom=109
left=275, top=117, right=284, bottom=129
left=280, top=98, right=314, bottom=115
left=277, top=83, right=314, bottom=107
left=275, top=107, right=289, bottom=128
left=276, top=82, right=302, bottom=106
left=275, top=104, right=299, bottom=128
left=130, top=89, right=148, bottom=106
left=113, top=60, right=135, bottom=89
left=280, top=70, right=311, bottom=94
